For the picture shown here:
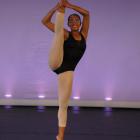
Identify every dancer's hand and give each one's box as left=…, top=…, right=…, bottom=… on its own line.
left=59, top=0, right=67, bottom=7
left=57, top=1, right=65, bottom=13
left=60, top=0, right=72, bottom=8
left=53, top=2, right=64, bottom=10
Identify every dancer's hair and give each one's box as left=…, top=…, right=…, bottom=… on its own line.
left=68, top=13, right=81, bottom=25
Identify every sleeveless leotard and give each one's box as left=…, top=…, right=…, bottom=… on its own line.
left=53, top=32, right=86, bottom=75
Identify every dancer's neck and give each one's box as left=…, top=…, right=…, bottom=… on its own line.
left=71, top=30, right=79, bottom=35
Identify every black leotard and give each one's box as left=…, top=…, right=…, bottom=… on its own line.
left=53, top=32, right=86, bottom=75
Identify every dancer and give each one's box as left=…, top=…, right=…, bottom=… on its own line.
left=41, top=0, right=89, bottom=140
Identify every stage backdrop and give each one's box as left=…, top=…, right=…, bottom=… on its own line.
left=0, top=0, right=140, bottom=107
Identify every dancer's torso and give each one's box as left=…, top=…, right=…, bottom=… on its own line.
left=53, top=32, right=86, bottom=74
left=63, top=32, right=86, bottom=66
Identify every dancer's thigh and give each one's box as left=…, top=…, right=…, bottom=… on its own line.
left=57, top=71, right=74, bottom=99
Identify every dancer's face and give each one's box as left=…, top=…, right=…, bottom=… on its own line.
left=68, top=15, right=81, bottom=31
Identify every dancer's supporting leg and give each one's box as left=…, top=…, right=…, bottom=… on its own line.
left=48, top=8, right=65, bottom=70
left=56, top=71, right=74, bottom=140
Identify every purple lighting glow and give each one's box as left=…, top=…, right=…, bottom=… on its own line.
left=0, top=0, right=140, bottom=105
left=105, top=97, right=112, bottom=101
left=38, top=95, right=45, bottom=99
left=73, top=96, right=80, bottom=100
left=5, top=94, right=12, bottom=98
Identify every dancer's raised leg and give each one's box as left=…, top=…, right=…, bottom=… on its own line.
left=48, top=7, right=65, bottom=70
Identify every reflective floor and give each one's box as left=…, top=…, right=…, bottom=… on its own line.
left=0, top=105, right=140, bottom=140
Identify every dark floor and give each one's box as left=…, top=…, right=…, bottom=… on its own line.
left=0, top=105, right=140, bottom=140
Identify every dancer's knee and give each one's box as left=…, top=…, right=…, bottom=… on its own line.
left=48, top=59, right=60, bottom=70
left=59, top=102, right=69, bottom=110
left=58, top=98, right=69, bottom=108
left=48, top=49, right=63, bottom=70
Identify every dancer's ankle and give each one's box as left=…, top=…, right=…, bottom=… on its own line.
left=59, top=133, right=64, bottom=138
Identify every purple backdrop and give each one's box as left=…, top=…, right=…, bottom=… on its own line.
left=0, top=0, right=140, bottom=103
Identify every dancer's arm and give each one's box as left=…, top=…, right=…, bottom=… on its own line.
left=63, top=1, right=90, bottom=39
left=41, top=3, right=69, bottom=39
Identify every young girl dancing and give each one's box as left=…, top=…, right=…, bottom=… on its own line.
left=42, top=0, right=89, bottom=139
